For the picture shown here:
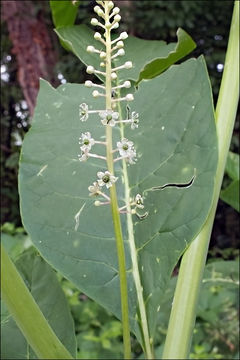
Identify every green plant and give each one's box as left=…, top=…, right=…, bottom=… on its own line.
left=1, top=0, right=239, bottom=359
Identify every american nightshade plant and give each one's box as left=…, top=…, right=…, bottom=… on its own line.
left=1, top=1, right=238, bottom=359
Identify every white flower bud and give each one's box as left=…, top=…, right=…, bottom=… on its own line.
left=117, top=41, right=124, bottom=48
left=100, top=62, right=105, bottom=67
left=114, top=14, right=121, bottom=22
left=94, top=5, right=101, bottom=13
left=112, top=7, right=120, bottom=15
left=120, top=32, right=128, bottom=40
left=126, top=94, right=134, bottom=101
left=94, top=32, right=101, bottom=40
left=87, top=45, right=95, bottom=53
left=94, top=5, right=104, bottom=17
left=100, top=51, right=106, bottom=59
left=91, top=18, right=99, bottom=26
left=111, top=23, right=119, bottom=30
left=99, top=9, right=104, bottom=17
left=124, top=81, right=131, bottom=88
left=85, top=80, right=93, bottom=87
left=111, top=72, right=117, bottom=80
left=86, top=66, right=95, bottom=74
left=92, top=90, right=100, bottom=98
left=94, top=200, right=101, bottom=206
left=124, top=61, right=133, bottom=69
left=118, top=49, right=125, bottom=56
left=107, top=1, right=114, bottom=10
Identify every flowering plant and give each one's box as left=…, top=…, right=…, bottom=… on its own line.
left=2, top=1, right=238, bottom=359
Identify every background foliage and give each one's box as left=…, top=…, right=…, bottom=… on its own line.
left=1, top=1, right=239, bottom=359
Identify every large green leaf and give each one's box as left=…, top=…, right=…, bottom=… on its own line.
left=19, top=57, right=217, bottom=344
left=50, top=0, right=80, bottom=28
left=55, top=25, right=196, bottom=83
left=1, top=249, right=76, bottom=359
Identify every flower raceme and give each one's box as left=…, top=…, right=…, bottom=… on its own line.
left=78, top=0, right=144, bottom=214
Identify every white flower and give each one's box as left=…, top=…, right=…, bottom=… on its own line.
left=88, top=181, right=101, bottom=196
left=117, top=138, right=133, bottom=156
left=117, top=138, right=137, bottom=164
left=97, top=171, right=118, bottom=188
left=79, top=103, right=89, bottom=122
left=100, top=110, right=119, bottom=126
left=79, top=132, right=95, bottom=152
left=127, top=149, right=137, bottom=164
left=135, top=194, right=144, bottom=209
left=78, top=149, right=89, bottom=162
left=131, top=112, right=139, bottom=129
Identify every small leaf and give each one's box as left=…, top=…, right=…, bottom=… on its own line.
left=128, top=28, right=196, bottom=83
left=220, top=180, right=240, bottom=212
left=1, top=249, right=77, bottom=359
left=50, top=0, right=80, bottom=28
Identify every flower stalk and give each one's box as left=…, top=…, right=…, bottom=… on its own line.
left=104, top=3, right=131, bottom=358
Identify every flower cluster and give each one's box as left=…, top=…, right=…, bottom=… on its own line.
left=77, top=0, right=143, bottom=213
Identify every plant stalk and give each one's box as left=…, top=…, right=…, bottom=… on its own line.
left=1, top=244, right=74, bottom=360
left=104, top=3, right=131, bottom=359
left=117, top=94, right=154, bottom=359
left=162, top=2, right=239, bottom=358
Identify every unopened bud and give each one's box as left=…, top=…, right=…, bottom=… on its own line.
left=100, top=51, right=106, bottom=59
left=118, top=49, right=125, bottom=56
left=124, top=81, right=131, bottom=88
left=120, top=32, right=128, bottom=40
left=94, top=5, right=104, bottom=17
left=111, top=72, right=117, bottom=80
left=92, top=90, right=100, bottom=98
left=91, top=18, right=99, bottom=26
left=107, top=1, right=114, bottom=10
left=86, top=66, right=95, bottom=74
left=94, top=32, right=101, bottom=40
left=117, top=41, right=124, bottom=48
left=114, top=14, right=121, bottom=22
left=87, top=45, right=95, bottom=53
left=94, top=5, right=101, bottom=13
left=112, top=7, right=120, bottom=15
left=124, top=61, right=133, bottom=69
left=111, top=22, right=119, bottom=30
left=126, top=94, right=134, bottom=101
left=85, top=80, right=93, bottom=87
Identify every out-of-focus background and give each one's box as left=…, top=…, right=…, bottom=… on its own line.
left=1, top=1, right=239, bottom=359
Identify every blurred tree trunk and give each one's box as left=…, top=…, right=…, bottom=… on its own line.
left=2, top=1, right=58, bottom=116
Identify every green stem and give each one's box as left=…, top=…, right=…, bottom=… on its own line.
left=117, top=96, right=154, bottom=359
left=104, top=3, right=131, bottom=359
left=162, top=2, right=239, bottom=359
left=1, top=244, right=74, bottom=360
